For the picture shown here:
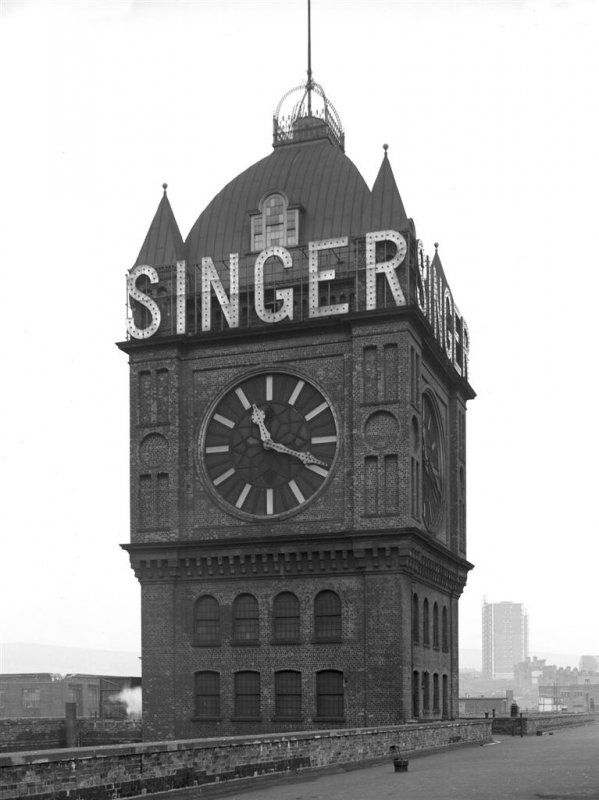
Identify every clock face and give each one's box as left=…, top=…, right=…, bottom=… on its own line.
left=200, top=371, right=338, bottom=519
left=422, top=393, right=445, bottom=532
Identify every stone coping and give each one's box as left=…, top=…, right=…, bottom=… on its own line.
left=0, top=719, right=488, bottom=766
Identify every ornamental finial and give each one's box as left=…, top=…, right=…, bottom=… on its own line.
left=162, top=183, right=168, bottom=195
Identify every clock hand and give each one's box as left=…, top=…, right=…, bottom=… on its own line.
left=251, top=404, right=328, bottom=468
left=251, top=404, right=272, bottom=443
left=264, top=438, right=328, bottom=467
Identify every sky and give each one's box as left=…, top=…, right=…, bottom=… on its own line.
left=1, top=0, right=598, bottom=669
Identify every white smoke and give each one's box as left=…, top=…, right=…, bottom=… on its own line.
left=110, top=687, right=142, bottom=717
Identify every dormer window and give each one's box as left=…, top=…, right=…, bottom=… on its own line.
left=251, top=193, right=299, bottom=251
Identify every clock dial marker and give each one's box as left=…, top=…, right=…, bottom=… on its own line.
left=305, top=401, right=328, bottom=421
left=213, top=413, right=235, bottom=429
left=266, top=488, right=274, bottom=515
left=288, top=379, right=305, bottom=406
left=206, top=445, right=229, bottom=454
left=266, top=374, right=273, bottom=401
left=311, top=435, right=336, bottom=444
left=306, top=463, right=328, bottom=478
left=235, top=483, right=252, bottom=509
left=288, top=479, right=305, bottom=504
left=235, top=387, right=251, bottom=410
left=213, top=467, right=235, bottom=486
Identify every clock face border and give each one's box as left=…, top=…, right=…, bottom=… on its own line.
left=422, top=390, right=446, bottom=534
left=197, top=368, right=340, bottom=522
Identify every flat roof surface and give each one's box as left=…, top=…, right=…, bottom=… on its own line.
left=149, top=722, right=599, bottom=800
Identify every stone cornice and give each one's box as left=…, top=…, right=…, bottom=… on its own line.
left=121, top=529, right=472, bottom=596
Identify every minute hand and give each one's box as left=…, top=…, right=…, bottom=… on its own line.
left=264, top=439, right=328, bottom=468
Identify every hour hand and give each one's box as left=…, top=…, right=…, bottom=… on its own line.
left=251, top=404, right=272, bottom=443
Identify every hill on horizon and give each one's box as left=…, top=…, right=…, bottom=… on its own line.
left=0, top=643, right=141, bottom=676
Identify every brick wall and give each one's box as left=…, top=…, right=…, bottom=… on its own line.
left=491, top=712, right=597, bottom=735
left=0, top=720, right=491, bottom=800
left=0, top=718, right=141, bottom=753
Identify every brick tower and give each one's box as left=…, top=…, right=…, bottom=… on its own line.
left=119, top=78, right=474, bottom=741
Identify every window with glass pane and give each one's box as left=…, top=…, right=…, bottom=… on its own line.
left=234, top=671, right=260, bottom=718
left=433, top=673, right=440, bottom=713
left=265, top=194, right=285, bottom=246
left=412, top=593, right=420, bottom=644
left=433, top=602, right=439, bottom=648
left=423, top=598, right=430, bottom=646
left=273, top=592, right=300, bottom=642
left=251, top=193, right=299, bottom=250
left=195, top=671, right=220, bottom=718
left=233, top=593, right=259, bottom=643
left=275, top=671, right=301, bottom=718
left=286, top=209, right=298, bottom=246
left=22, top=689, right=40, bottom=709
left=442, top=606, right=449, bottom=652
left=251, top=216, right=264, bottom=251
left=314, top=590, right=342, bottom=641
left=195, top=596, right=220, bottom=644
left=316, top=670, right=344, bottom=718
left=422, top=671, right=430, bottom=713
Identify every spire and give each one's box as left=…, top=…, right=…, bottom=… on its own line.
left=134, top=184, right=185, bottom=268
left=366, top=144, right=409, bottom=232
left=272, top=0, right=344, bottom=150
left=307, top=0, right=313, bottom=115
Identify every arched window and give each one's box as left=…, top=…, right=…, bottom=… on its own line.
left=314, top=590, right=342, bottom=641
left=194, top=671, right=220, bottom=718
left=433, top=673, right=440, bottom=714
left=433, top=602, right=440, bottom=649
left=423, top=598, right=430, bottom=646
left=273, top=592, right=300, bottom=643
left=274, top=670, right=302, bottom=719
left=412, top=593, right=420, bottom=644
left=234, top=671, right=260, bottom=719
left=251, top=193, right=299, bottom=251
left=442, top=674, right=449, bottom=718
left=422, top=671, right=430, bottom=714
left=412, top=670, right=420, bottom=718
left=232, top=593, right=259, bottom=644
left=316, top=670, right=344, bottom=719
left=194, top=596, right=220, bottom=645
left=442, top=606, right=449, bottom=653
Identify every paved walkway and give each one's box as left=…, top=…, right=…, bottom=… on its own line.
left=176, top=723, right=599, bottom=800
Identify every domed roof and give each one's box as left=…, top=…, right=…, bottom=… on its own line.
left=185, top=136, right=371, bottom=264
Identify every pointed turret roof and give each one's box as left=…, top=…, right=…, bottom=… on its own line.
left=430, top=242, right=449, bottom=286
left=134, top=184, right=185, bottom=268
left=366, top=145, right=409, bottom=232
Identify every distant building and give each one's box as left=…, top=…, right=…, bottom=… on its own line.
left=482, top=601, right=528, bottom=679
left=538, top=682, right=599, bottom=713
left=579, top=655, right=599, bottom=672
left=0, top=674, right=140, bottom=718
left=458, top=692, right=511, bottom=717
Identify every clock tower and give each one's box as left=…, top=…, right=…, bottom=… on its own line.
left=119, top=78, right=474, bottom=741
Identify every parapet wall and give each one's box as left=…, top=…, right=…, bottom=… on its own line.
left=0, top=720, right=491, bottom=800
left=0, top=718, right=141, bottom=753
left=492, top=712, right=597, bottom=736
